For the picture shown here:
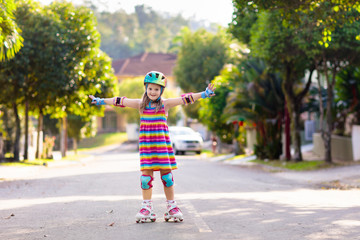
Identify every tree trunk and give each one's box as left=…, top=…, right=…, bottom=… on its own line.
left=282, top=64, right=294, bottom=161
left=24, top=100, right=29, bottom=160
left=73, top=138, right=78, bottom=155
left=284, top=100, right=291, bottom=160
left=291, top=67, right=314, bottom=162
left=292, top=102, right=303, bottom=161
left=324, top=86, right=333, bottom=163
left=321, top=62, right=339, bottom=163
left=36, top=111, right=43, bottom=159
left=60, top=117, right=67, bottom=157
left=13, top=103, right=21, bottom=162
left=233, top=123, right=241, bottom=155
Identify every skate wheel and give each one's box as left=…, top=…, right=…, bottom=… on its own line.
left=180, top=218, right=184, bottom=222
left=136, top=220, right=140, bottom=223
left=151, top=219, right=156, bottom=222
left=141, top=218, right=146, bottom=223
left=164, top=218, right=169, bottom=222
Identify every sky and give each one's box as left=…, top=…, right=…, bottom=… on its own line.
left=38, top=0, right=234, bottom=26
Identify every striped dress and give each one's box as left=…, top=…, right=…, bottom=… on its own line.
left=139, top=105, right=177, bottom=171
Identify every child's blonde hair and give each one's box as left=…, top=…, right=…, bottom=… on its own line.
left=139, top=92, right=163, bottom=113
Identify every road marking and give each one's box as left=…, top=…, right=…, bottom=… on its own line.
left=181, top=200, right=212, bottom=233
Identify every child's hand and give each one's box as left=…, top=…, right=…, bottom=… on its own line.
left=89, top=95, right=96, bottom=104
left=89, top=95, right=106, bottom=105
left=201, top=83, right=216, bottom=98
left=206, top=83, right=216, bottom=97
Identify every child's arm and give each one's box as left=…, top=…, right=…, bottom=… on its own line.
left=89, top=95, right=140, bottom=109
left=164, top=83, right=216, bottom=109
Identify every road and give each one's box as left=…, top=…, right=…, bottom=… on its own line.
left=1, top=145, right=360, bottom=240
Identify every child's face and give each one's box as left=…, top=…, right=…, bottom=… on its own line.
left=147, top=83, right=162, bottom=101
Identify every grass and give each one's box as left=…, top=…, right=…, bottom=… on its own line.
left=78, top=132, right=128, bottom=150
left=250, top=159, right=333, bottom=171
left=0, top=154, right=91, bottom=167
left=62, top=154, right=91, bottom=161
left=1, top=158, right=56, bottom=167
left=201, top=149, right=215, bottom=158
left=227, top=154, right=248, bottom=161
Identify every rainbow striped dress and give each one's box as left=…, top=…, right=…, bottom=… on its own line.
left=139, top=105, right=177, bottom=171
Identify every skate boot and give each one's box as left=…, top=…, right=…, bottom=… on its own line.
left=164, top=200, right=183, bottom=222
left=135, top=200, right=156, bottom=223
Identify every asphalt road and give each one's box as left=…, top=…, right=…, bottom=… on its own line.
left=1, top=145, right=360, bottom=240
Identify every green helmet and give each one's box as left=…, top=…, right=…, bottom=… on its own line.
left=144, top=71, right=167, bottom=88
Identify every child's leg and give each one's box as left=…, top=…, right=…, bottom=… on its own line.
left=141, top=170, right=154, bottom=200
left=136, top=169, right=156, bottom=223
left=160, top=170, right=183, bottom=222
left=160, top=170, right=175, bottom=200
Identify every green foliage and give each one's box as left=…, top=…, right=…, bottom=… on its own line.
left=199, top=67, right=237, bottom=144
left=94, top=5, right=189, bottom=59
left=333, top=66, right=360, bottom=134
left=251, top=159, right=330, bottom=171
left=229, top=1, right=259, bottom=44
left=174, top=27, right=231, bottom=119
left=225, top=58, right=284, bottom=159
left=232, top=0, right=360, bottom=48
left=0, top=0, right=23, bottom=61
left=174, top=27, right=230, bottom=92
left=0, top=0, right=117, bottom=158
left=118, top=77, right=144, bottom=124
left=230, top=0, right=360, bottom=162
left=67, top=114, right=88, bottom=141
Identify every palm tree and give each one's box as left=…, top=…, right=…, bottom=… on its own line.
left=0, top=0, right=23, bottom=61
left=226, top=58, right=285, bottom=159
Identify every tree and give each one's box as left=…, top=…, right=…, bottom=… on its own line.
left=298, top=9, right=360, bottom=163
left=225, top=58, right=284, bottom=159
left=230, top=0, right=360, bottom=163
left=0, top=1, right=117, bottom=160
left=43, top=1, right=116, bottom=157
left=0, top=0, right=46, bottom=160
left=174, top=27, right=230, bottom=120
left=65, top=48, right=117, bottom=154
left=15, top=0, right=66, bottom=159
left=249, top=10, right=315, bottom=161
left=0, top=0, right=23, bottom=61
left=199, top=67, right=236, bottom=147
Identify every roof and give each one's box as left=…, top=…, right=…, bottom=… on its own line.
left=112, top=52, right=177, bottom=77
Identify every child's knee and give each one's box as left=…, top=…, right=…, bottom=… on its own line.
left=140, top=175, right=154, bottom=190
left=161, top=172, right=174, bottom=187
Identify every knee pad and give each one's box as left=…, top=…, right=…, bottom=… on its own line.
left=161, top=172, right=174, bottom=187
left=140, top=175, right=154, bottom=190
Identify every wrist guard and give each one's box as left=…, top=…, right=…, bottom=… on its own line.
left=92, top=97, right=106, bottom=105
left=201, top=87, right=214, bottom=99
left=181, top=93, right=195, bottom=105
left=113, top=97, right=127, bottom=107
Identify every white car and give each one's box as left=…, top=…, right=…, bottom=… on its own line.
left=169, top=126, right=203, bottom=155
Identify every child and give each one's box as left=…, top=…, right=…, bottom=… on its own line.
left=89, top=71, right=215, bottom=223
